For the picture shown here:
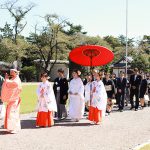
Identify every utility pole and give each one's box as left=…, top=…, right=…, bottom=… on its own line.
left=125, top=0, right=128, bottom=76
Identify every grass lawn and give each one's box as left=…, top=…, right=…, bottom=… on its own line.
left=139, top=144, right=150, bottom=150
left=20, top=84, right=38, bottom=114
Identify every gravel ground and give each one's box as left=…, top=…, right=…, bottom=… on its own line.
left=0, top=106, right=150, bottom=150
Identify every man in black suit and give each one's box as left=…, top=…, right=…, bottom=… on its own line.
left=129, top=68, right=142, bottom=111
left=116, top=72, right=127, bottom=112
left=53, top=69, right=68, bottom=120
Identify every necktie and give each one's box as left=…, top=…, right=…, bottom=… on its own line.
left=121, top=78, right=123, bottom=82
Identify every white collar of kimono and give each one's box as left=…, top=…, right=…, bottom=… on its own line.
left=42, top=80, right=49, bottom=84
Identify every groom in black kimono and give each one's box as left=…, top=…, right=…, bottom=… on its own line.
left=53, top=69, right=68, bottom=120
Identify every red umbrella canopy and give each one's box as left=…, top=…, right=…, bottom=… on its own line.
left=69, top=45, right=114, bottom=66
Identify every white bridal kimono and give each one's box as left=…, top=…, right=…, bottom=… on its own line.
left=37, top=81, right=57, bottom=112
left=91, top=80, right=107, bottom=117
left=85, top=82, right=92, bottom=107
left=68, top=78, right=85, bottom=119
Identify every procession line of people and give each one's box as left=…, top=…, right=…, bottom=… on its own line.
left=0, top=67, right=150, bottom=134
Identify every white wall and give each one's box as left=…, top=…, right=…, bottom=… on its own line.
left=49, top=63, right=69, bottom=81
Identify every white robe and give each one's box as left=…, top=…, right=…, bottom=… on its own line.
left=84, top=82, right=92, bottom=103
left=91, top=80, right=107, bottom=117
left=68, top=78, right=85, bottom=119
left=37, top=81, right=57, bottom=112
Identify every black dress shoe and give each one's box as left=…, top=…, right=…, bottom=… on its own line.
left=135, top=108, right=138, bottom=111
left=141, top=106, right=144, bottom=109
left=130, top=107, right=134, bottom=110
left=118, top=108, right=123, bottom=112
left=85, top=107, right=89, bottom=112
left=106, top=110, right=110, bottom=115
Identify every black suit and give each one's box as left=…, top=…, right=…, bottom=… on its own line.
left=129, top=74, right=142, bottom=109
left=116, top=77, right=127, bottom=110
left=139, top=79, right=147, bottom=98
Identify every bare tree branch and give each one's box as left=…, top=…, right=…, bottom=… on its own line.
left=17, top=21, right=27, bottom=34
left=0, top=0, right=35, bottom=44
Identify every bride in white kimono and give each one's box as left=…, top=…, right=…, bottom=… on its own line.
left=68, top=70, right=85, bottom=122
left=36, top=73, right=57, bottom=127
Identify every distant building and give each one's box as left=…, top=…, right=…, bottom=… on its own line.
left=34, top=59, right=69, bottom=81
left=111, top=56, right=133, bottom=77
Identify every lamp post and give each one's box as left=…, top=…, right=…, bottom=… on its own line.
left=125, top=0, right=128, bottom=76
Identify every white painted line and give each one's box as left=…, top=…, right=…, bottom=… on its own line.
left=133, top=141, right=150, bottom=150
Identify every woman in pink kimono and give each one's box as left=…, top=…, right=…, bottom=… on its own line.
left=1, top=69, right=22, bottom=134
left=88, top=72, right=107, bottom=124
left=36, top=73, right=57, bottom=127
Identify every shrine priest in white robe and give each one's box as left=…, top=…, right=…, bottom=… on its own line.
left=36, top=73, right=57, bottom=127
left=88, top=72, right=107, bottom=124
left=68, top=70, right=85, bottom=122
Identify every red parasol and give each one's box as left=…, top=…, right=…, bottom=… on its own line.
left=69, top=45, right=114, bottom=67
left=69, top=45, right=114, bottom=106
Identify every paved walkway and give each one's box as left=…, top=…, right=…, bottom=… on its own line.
left=0, top=107, right=150, bottom=150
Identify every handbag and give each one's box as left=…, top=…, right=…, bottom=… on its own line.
left=112, top=99, right=116, bottom=104
left=144, top=95, right=149, bottom=101
left=105, top=85, right=112, bottom=91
